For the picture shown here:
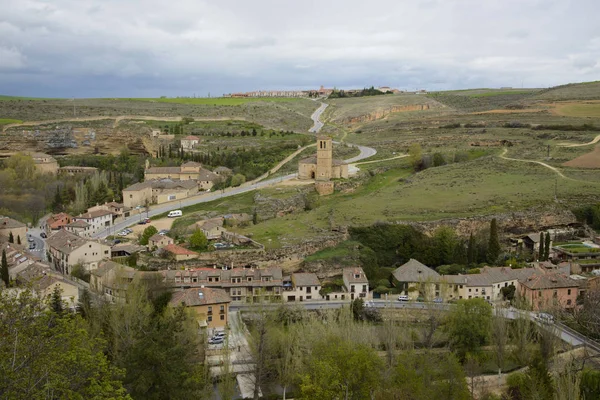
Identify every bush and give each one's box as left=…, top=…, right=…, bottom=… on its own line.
left=70, top=263, right=90, bottom=283
left=433, top=153, right=446, bottom=167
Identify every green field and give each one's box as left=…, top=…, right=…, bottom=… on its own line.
left=556, top=103, right=600, bottom=117
left=468, top=90, right=538, bottom=98
left=0, top=118, right=23, bottom=125
left=0, top=95, right=59, bottom=101
left=121, top=97, right=303, bottom=106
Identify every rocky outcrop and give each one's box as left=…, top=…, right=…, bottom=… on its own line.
left=253, top=190, right=308, bottom=222
left=345, top=104, right=430, bottom=124
left=394, top=208, right=579, bottom=238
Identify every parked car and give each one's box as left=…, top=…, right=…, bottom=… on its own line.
left=158, top=229, right=169, bottom=236
left=208, top=337, right=224, bottom=345
left=27, top=235, right=34, bottom=242
left=433, top=297, right=443, bottom=303
left=125, top=228, right=133, bottom=234
left=40, top=232, right=47, bottom=238
left=138, top=220, right=147, bottom=225
left=536, top=312, right=554, bottom=324
left=213, top=331, right=227, bottom=339
left=168, top=210, right=183, bottom=218
left=29, top=242, right=36, bottom=250
left=397, top=295, right=409, bottom=302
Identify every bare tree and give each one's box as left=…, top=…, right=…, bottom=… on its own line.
left=512, top=310, right=535, bottom=366
left=217, top=335, right=236, bottom=400
left=554, top=358, right=582, bottom=400
left=492, top=307, right=509, bottom=374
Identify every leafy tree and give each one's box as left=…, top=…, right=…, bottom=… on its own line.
left=0, top=290, right=130, bottom=399
left=8, top=232, right=13, bottom=243
left=487, top=218, right=501, bottom=265
left=580, top=368, right=600, bottom=400
left=189, top=229, right=208, bottom=250
left=433, top=152, right=446, bottom=167
left=381, top=352, right=469, bottom=400
left=500, top=284, right=516, bottom=301
left=445, top=298, right=492, bottom=360
left=1, top=249, right=9, bottom=287
left=432, top=226, right=458, bottom=265
left=408, top=143, right=423, bottom=171
left=544, top=231, right=551, bottom=261
left=139, top=225, right=158, bottom=246
left=538, top=231, right=545, bottom=261
left=299, top=337, right=383, bottom=400
left=230, top=173, right=246, bottom=187
left=5, top=152, right=36, bottom=180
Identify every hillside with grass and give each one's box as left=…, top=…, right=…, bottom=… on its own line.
left=533, top=81, right=600, bottom=101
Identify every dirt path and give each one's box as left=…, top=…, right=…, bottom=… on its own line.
left=1, top=115, right=245, bottom=132
left=245, top=142, right=316, bottom=185
left=499, top=148, right=570, bottom=180
left=557, top=134, right=600, bottom=147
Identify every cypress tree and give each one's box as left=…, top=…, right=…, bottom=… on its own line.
left=544, top=232, right=551, bottom=261
left=17, top=235, right=21, bottom=245
left=8, top=232, right=13, bottom=243
left=487, top=218, right=501, bottom=265
left=538, top=232, right=545, bottom=261
left=467, top=233, right=477, bottom=267
left=1, top=249, right=9, bottom=287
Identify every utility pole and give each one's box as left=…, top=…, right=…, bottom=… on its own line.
left=547, top=145, right=550, bottom=158
left=554, top=177, right=558, bottom=201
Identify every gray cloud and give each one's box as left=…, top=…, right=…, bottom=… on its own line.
left=0, top=0, right=599, bottom=97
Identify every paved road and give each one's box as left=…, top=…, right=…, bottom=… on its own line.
left=308, top=102, right=328, bottom=133
left=93, top=102, right=377, bottom=239
left=26, top=228, right=46, bottom=261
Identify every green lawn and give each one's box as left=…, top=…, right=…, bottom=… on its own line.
left=120, top=97, right=303, bottom=106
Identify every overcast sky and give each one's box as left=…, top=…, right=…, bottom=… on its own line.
left=1, top=0, right=599, bottom=98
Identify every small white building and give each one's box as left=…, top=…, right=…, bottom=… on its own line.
left=72, top=209, right=115, bottom=236
left=343, top=267, right=370, bottom=300
left=283, top=273, right=322, bottom=302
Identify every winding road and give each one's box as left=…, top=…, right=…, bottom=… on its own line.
left=93, top=102, right=377, bottom=239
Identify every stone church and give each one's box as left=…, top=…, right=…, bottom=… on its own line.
left=298, top=136, right=348, bottom=195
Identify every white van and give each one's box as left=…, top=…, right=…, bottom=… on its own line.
left=167, top=210, right=182, bottom=218
left=397, top=295, right=409, bottom=302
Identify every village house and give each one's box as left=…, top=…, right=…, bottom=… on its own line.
left=162, top=244, right=199, bottom=261
left=1, top=241, right=36, bottom=280
left=29, top=152, right=59, bottom=175
left=72, top=209, right=115, bottom=236
left=90, top=261, right=136, bottom=302
left=391, top=259, right=441, bottom=301
left=110, top=243, right=146, bottom=258
left=123, top=179, right=203, bottom=209
left=214, top=166, right=233, bottom=178
left=165, top=266, right=283, bottom=303
left=0, top=216, right=27, bottom=242
left=144, top=161, right=220, bottom=190
left=343, top=267, right=370, bottom=300
left=521, top=233, right=553, bottom=254
left=169, top=287, right=231, bottom=329
left=148, top=233, right=174, bottom=249
left=519, top=272, right=580, bottom=311
left=283, top=272, right=322, bottom=302
left=65, top=220, right=92, bottom=237
left=151, top=179, right=198, bottom=203
left=44, top=213, right=73, bottom=234
left=198, top=220, right=225, bottom=240
left=88, top=202, right=131, bottom=219
left=180, top=135, right=200, bottom=150
left=46, top=229, right=111, bottom=274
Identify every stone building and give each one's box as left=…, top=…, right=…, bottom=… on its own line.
left=180, top=135, right=200, bottom=150
left=30, top=152, right=59, bottom=175
left=298, top=136, right=348, bottom=195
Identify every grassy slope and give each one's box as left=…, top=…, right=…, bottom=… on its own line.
left=533, top=81, right=600, bottom=101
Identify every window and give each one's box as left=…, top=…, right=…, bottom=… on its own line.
left=208, top=316, right=212, bottom=322
left=468, top=288, right=472, bottom=292
left=362, top=285, right=367, bottom=292
left=220, top=305, right=225, bottom=312
left=208, top=306, right=212, bottom=315
left=475, top=288, right=479, bottom=292
left=220, top=315, right=225, bottom=320
left=567, top=299, right=572, bottom=305
left=568, top=289, right=571, bottom=295
left=247, top=277, right=252, bottom=282
left=104, top=250, right=108, bottom=255
left=306, top=287, right=311, bottom=294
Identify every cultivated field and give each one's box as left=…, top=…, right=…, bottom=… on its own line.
left=123, top=97, right=303, bottom=105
